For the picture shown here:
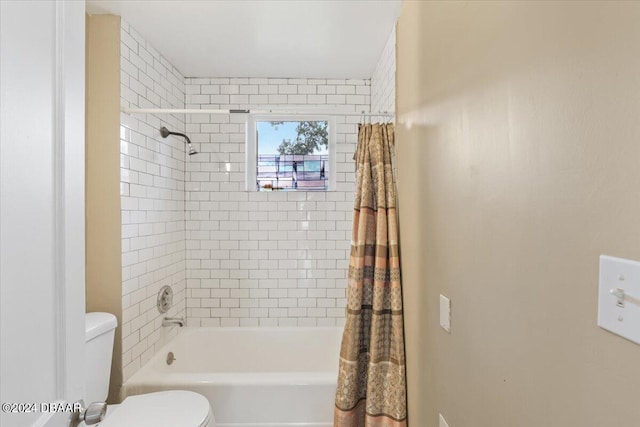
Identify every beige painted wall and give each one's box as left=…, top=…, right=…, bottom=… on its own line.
left=85, top=14, right=122, bottom=403
left=396, top=2, right=640, bottom=426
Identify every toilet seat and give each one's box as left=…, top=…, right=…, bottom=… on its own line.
left=99, top=390, right=213, bottom=427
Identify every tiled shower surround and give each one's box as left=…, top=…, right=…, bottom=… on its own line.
left=371, top=26, right=396, bottom=114
left=119, top=21, right=187, bottom=380
left=183, top=78, right=370, bottom=327
left=118, top=19, right=394, bottom=376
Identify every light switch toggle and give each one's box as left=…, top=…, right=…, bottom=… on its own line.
left=610, top=288, right=626, bottom=307
left=609, top=287, right=640, bottom=307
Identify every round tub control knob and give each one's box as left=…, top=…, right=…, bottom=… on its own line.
left=83, top=402, right=107, bottom=425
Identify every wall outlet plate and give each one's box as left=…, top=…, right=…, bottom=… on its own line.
left=440, top=294, right=451, bottom=333
left=597, top=255, right=640, bottom=345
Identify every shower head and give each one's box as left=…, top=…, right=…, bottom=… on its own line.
left=159, top=126, right=198, bottom=156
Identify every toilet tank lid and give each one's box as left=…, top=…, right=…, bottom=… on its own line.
left=86, top=312, right=118, bottom=341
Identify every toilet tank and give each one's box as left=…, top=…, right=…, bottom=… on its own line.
left=85, top=312, right=117, bottom=403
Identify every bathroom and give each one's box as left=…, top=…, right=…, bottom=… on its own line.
left=1, top=1, right=639, bottom=427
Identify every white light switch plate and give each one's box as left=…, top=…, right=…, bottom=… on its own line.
left=440, top=294, right=451, bottom=333
left=598, top=255, right=640, bottom=345
left=439, top=413, right=450, bottom=427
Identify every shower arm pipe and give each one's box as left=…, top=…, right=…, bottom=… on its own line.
left=122, top=107, right=394, bottom=118
left=161, top=128, right=192, bottom=144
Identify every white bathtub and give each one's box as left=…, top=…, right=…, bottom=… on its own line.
left=123, top=327, right=342, bottom=427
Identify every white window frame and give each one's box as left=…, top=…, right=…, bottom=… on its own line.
left=246, top=114, right=337, bottom=191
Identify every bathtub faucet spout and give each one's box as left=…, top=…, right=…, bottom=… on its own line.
left=162, top=317, right=185, bottom=327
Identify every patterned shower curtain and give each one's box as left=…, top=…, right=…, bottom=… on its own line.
left=334, top=123, right=407, bottom=427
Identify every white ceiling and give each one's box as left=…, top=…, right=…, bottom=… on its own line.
left=86, top=0, right=401, bottom=79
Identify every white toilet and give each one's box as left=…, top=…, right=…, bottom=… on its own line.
left=85, top=312, right=215, bottom=427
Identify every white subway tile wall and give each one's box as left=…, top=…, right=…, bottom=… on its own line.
left=120, top=21, right=187, bottom=381
left=118, top=20, right=395, bottom=378
left=371, top=26, right=396, bottom=114
left=183, top=77, right=371, bottom=327
left=371, top=27, right=397, bottom=182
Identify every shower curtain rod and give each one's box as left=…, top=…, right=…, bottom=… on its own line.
left=121, top=107, right=394, bottom=117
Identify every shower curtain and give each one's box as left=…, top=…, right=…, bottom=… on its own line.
left=334, top=123, right=407, bottom=427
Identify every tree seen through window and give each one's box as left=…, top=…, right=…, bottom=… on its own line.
left=256, top=121, right=329, bottom=191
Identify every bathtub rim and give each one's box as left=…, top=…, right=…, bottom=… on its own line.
left=124, top=326, right=344, bottom=389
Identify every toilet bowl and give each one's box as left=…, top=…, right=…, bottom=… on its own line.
left=98, top=390, right=213, bottom=427
left=86, top=312, right=215, bottom=427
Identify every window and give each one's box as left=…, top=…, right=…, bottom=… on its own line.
left=246, top=116, right=335, bottom=191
